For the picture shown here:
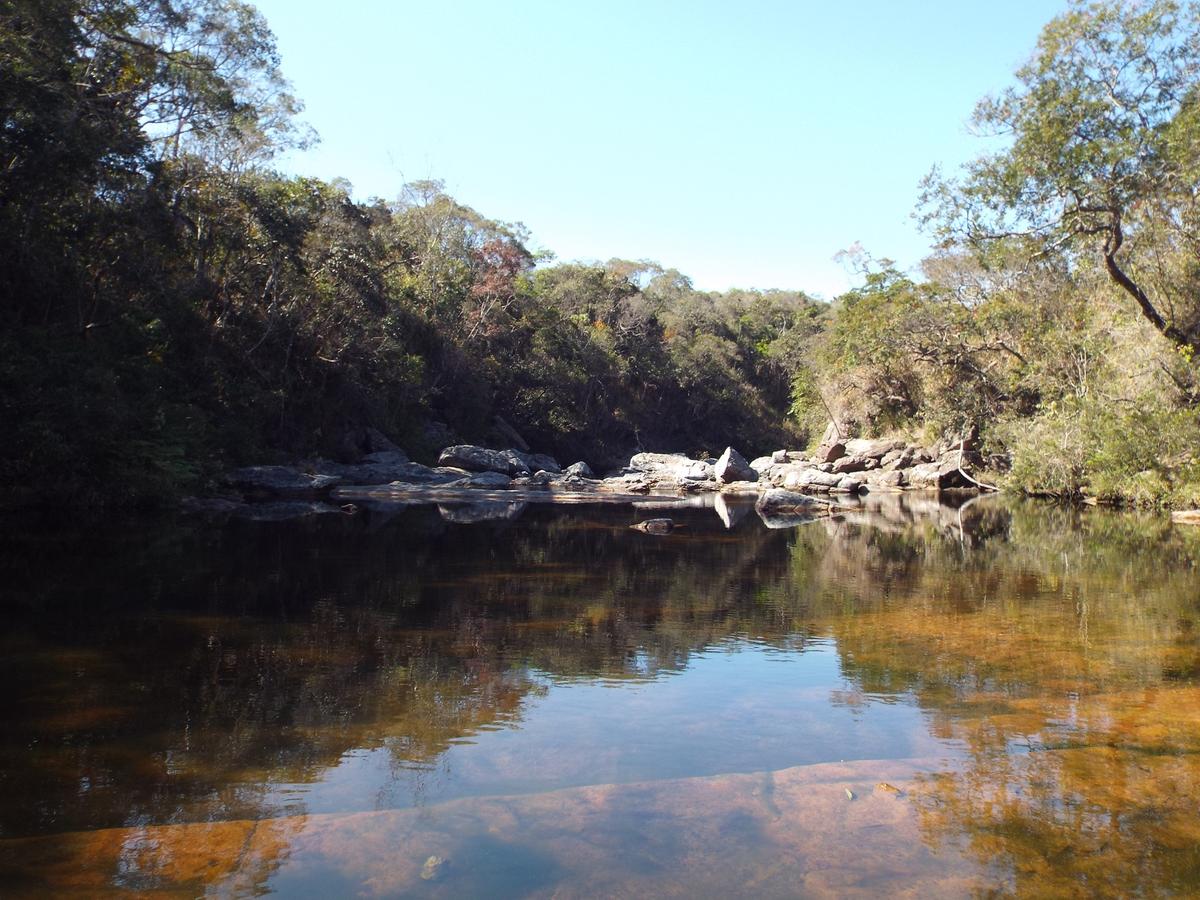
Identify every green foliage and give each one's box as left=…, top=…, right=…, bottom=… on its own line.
left=1003, top=395, right=1200, bottom=507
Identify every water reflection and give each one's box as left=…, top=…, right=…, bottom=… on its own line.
left=1, top=497, right=1199, bottom=896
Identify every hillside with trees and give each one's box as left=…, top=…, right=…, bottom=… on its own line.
left=1, top=0, right=1198, bottom=508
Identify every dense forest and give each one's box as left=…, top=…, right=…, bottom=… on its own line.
left=2, top=0, right=1199, bottom=508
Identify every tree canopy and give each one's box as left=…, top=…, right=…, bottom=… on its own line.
left=920, top=0, right=1200, bottom=353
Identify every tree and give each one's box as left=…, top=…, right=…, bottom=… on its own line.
left=920, top=0, right=1200, bottom=354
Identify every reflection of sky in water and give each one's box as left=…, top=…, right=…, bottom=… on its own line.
left=273, top=641, right=954, bottom=816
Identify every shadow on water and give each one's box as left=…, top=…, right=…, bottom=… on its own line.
left=1, top=494, right=1199, bottom=895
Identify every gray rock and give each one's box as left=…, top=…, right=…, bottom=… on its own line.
left=844, top=438, right=905, bottom=459
left=868, top=469, right=906, bottom=489
left=523, top=452, right=561, bottom=474
left=906, top=457, right=968, bottom=490
left=438, top=445, right=531, bottom=476
left=227, top=466, right=342, bottom=498
left=831, top=455, right=868, bottom=474
left=772, top=449, right=789, bottom=464
left=678, top=460, right=714, bottom=481
left=630, top=451, right=692, bottom=472
left=563, top=461, right=594, bottom=478
left=750, top=455, right=777, bottom=473
left=813, top=441, right=846, bottom=464
left=715, top=447, right=758, bottom=483
left=784, top=469, right=843, bottom=491
left=462, top=471, right=512, bottom=488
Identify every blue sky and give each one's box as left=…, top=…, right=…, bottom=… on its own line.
left=256, top=0, right=1066, bottom=298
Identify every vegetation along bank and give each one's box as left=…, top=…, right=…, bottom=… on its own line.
left=2, top=0, right=1198, bottom=509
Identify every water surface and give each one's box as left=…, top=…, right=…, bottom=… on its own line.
left=2, top=495, right=1199, bottom=897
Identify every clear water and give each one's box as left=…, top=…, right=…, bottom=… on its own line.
left=2, top=494, right=1199, bottom=897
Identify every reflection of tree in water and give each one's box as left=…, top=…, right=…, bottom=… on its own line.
left=809, top=500, right=1200, bottom=897
left=0, top=504, right=802, bottom=844
left=2, top=499, right=1200, bottom=895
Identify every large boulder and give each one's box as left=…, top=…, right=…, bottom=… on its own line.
left=830, top=456, right=868, bottom=474
left=812, top=441, right=846, bottom=464
left=783, top=468, right=843, bottom=492
left=629, top=452, right=691, bottom=473
left=715, top=447, right=758, bottom=483
left=563, top=461, right=594, bottom=479
left=437, top=445, right=559, bottom=477
left=844, top=438, right=905, bottom=459
left=906, top=456, right=968, bottom=490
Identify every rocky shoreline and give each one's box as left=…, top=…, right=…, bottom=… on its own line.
left=184, top=426, right=998, bottom=524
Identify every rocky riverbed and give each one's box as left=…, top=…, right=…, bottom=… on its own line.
left=185, top=426, right=993, bottom=524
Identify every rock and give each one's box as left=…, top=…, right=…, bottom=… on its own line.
left=678, top=460, right=715, bottom=481
left=312, top=454, right=446, bottom=486
left=813, top=441, right=846, bottom=464
left=461, top=471, right=512, bottom=488
left=867, top=469, right=906, bottom=489
left=750, top=455, right=776, bottom=473
left=438, top=445, right=529, bottom=476
left=831, top=456, right=868, bottom=474
left=630, top=451, right=691, bottom=472
left=844, top=438, right=905, bottom=459
left=420, top=856, right=448, bottom=881
left=1172, top=510, right=1200, bottom=525
left=436, top=446, right=558, bottom=477
left=834, top=476, right=866, bottom=494
left=563, top=461, right=594, bottom=479
left=715, top=447, right=758, bottom=483
left=227, top=466, right=342, bottom=498
left=906, top=457, right=968, bottom=490
left=772, top=449, right=789, bottom=464
left=631, top=518, right=675, bottom=534
left=783, top=468, right=843, bottom=492
left=523, top=452, right=561, bottom=474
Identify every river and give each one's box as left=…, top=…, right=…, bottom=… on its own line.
left=1, top=494, right=1198, bottom=897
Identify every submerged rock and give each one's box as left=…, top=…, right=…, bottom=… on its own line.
left=420, top=855, right=448, bottom=881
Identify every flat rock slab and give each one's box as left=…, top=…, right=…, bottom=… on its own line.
left=0, top=757, right=991, bottom=898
